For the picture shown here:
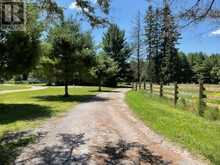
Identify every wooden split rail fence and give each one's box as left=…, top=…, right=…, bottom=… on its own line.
left=133, top=81, right=220, bottom=116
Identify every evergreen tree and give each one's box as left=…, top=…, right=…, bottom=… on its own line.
left=177, top=52, right=193, bottom=83
left=160, top=2, right=180, bottom=83
left=208, top=55, right=220, bottom=83
left=187, top=52, right=207, bottom=82
left=185, top=52, right=220, bottom=84
left=145, top=5, right=156, bottom=83
left=50, top=20, right=95, bottom=96
left=144, top=6, right=162, bottom=84
left=102, top=24, right=131, bottom=86
left=132, top=11, right=143, bottom=89
left=153, top=9, right=162, bottom=83
left=91, top=53, right=118, bottom=91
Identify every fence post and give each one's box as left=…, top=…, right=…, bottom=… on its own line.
left=150, top=82, right=153, bottom=94
left=160, top=82, right=163, bottom=97
left=174, top=82, right=179, bottom=106
left=135, top=82, right=138, bottom=91
left=198, top=80, right=206, bottom=117
left=144, top=81, right=146, bottom=90
left=139, top=78, right=142, bottom=90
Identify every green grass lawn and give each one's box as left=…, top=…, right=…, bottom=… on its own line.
left=0, top=86, right=113, bottom=164
left=208, top=99, right=220, bottom=104
left=0, top=86, right=111, bottom=136
left=0, top=84, right=31, bottom=92
left=126, top=90, right=220, bottom=165
left=213, top=92, right=220, bottom=97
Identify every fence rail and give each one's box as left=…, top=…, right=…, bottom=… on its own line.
left=133, top=82, right=220, bottom=116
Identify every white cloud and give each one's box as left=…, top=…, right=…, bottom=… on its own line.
left=69, top=2, right=81, bottom=10
left=69, top=0, right=96, bottom=11
left=210, top=28, right=220, bottom=36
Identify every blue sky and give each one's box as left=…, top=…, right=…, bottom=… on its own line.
left=57, top=0, right=220, bottom=55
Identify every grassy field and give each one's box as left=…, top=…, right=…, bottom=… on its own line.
left=145, top=84, right=220, bottom=110
left=126, top=90, right=220, bottom=164
left=0, top=86, right=110, bottom=136
left=0, top=84, right=32, bottom=92
left=0, top=86, right=113, bottom=164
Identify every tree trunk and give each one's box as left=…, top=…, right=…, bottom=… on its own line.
left=64, top=61, right=69, bottom=97
left=144, top=80, right=146, bottom=90
left=159, top=82, right=163, bottom=97
left=64, top=80, right=69, bottom=97
left=22, top=73, right=28, bottom=81
left=150, top=82, right=153, bottom=94
left=99, top=85, right=102, bottom=92
left=98, top=79, right=102, bottom=92
left=135, top=82, right=138, bottom=91
left=139, top=77, right=142, bottom=90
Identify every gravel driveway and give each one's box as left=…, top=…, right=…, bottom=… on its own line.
left=0, top=86, right=47, bottom=95
left=15, top=88, right=207, bottom=165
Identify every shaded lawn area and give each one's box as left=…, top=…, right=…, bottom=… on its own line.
left=0, top=84, right=31, bottom=92
left=126, top=90, right=220, bottom=165
left=0, top=86, right=111, bottom=136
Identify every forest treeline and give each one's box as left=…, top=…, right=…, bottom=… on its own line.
left=176, top=52, right=220, bottom=84
left=132, top=52, right=220, bottom=84
left=0, top=1, right=220, bottom=97
left=0, top=1, right=131, bottom=95
left=131, top=3, right=220, bottom=85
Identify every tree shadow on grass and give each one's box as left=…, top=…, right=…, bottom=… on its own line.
left=32, top=95, right=110, bottom=103
left=0, top=104, right=52, bottom=125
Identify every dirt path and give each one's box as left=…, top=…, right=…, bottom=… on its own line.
left=0, top=86, right=47, bottom=95
left=16, top=88, right=207, bottom=165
